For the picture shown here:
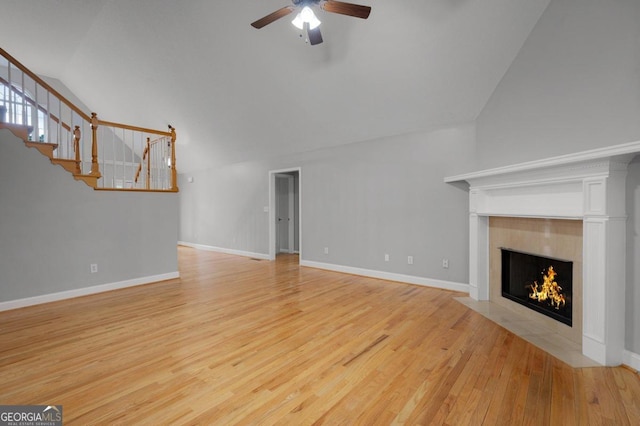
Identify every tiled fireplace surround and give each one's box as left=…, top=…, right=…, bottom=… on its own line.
left=446, top=142, right=640, bottom=367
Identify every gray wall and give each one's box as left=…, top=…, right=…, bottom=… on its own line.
left=0, top=129, right=178, bottom=303
left=476, top=0, right=640, bottom=353
left=476, top=0, right=640, bottom=169
left=627, top=159, right=640, bottom=355
left=179, top=124, right=475, bottom=285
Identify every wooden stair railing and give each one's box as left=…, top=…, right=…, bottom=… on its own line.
left=130, top=126, right=177, bottom=191
left=1, top=46, right=178, bottom=192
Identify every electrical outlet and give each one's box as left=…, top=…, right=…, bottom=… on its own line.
left=324, top=247, right=329, bottom=255
left=442, top=259, right=449, bottom=269
left=407, top=256, right=413, bottom=265
left=384, top=253, right=389, bottom=262
left=90, top=264, right=98, bottom=273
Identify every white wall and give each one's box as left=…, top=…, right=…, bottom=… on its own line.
left=0, top=129, right=178, bottom=304
left=475, top=0, right=640, bottom=354
left=179, top=123, right=475, bottom=286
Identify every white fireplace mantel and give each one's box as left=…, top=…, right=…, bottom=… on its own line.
left=445, top=141, right=640, bottom=366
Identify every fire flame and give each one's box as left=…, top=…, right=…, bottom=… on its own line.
left=528, top=266, right=566, bottom=309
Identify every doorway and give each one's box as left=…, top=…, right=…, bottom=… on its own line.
left=269, top=168, right=301, bottom=261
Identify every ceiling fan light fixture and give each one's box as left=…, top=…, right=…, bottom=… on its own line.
left=292, top=6, right=321, bottom=30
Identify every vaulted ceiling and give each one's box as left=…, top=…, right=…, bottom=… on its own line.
left=1, top=0, right=550, bottom=172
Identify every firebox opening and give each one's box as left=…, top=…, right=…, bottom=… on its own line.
left=500, top=248, right=573, bottom=326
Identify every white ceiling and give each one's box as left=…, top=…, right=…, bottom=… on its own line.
left=0, top=0, right=550, bottom=172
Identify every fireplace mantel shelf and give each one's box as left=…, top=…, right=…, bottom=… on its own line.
left=444, top=140, right=640, bottom=366
left=444, top=140, right=640, bottom=184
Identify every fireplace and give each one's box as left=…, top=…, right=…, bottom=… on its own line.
left=500, top=248, right=572, bottom=326
left=445, top=141, right=640, bottom=366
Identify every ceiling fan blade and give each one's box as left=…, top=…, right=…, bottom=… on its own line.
left=322, top=0, right=371, bottom=19
left=307, top=26, right=323, bottom=46
left=251, top=6, right=294, bottom=29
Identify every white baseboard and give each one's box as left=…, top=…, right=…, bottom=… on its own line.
left=178, top=241, right=270, bottom=260
left=179, top=243, right=467, bottom=292
left=623, top=350, right=640, bottom=372
left=0, top=271, right=180, bottom=312
left=300, top=260, right=469, bottom=293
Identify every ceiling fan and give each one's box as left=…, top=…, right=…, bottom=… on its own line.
left=251, top=0, right=372, bottom=46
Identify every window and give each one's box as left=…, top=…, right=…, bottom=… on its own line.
left=0, top=82, right=47, bottom=141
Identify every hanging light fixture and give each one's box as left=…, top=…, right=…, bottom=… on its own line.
left=291, top=6, right=321, bottom=30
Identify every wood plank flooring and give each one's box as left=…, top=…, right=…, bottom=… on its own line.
left=1, top=246, right=639, bottom=424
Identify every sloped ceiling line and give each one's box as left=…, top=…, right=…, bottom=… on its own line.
left=0, top=0, right=550, bottom=173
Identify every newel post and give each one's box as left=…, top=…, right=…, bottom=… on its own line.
left=90, top=113, right=101, bottom=177
left=146, top=137, right=151, bottom=190
left=73, top=125, right=81, bottom=174
left=169, top=125, right=178, bottom=191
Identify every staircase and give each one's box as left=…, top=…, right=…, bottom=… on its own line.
left=0, top=118, right=100, bottom=188
left=0, top=47, right=178, bottom=192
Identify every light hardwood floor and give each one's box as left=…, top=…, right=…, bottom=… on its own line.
left=1, top=247, right=639, bottom=425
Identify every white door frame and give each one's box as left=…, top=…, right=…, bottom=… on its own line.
left=269, top=167, right=301, bottom=261
left=275, top=173, right=294, bottom=253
